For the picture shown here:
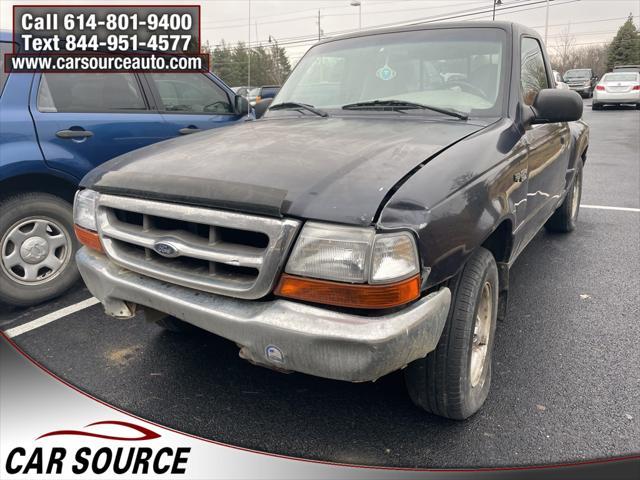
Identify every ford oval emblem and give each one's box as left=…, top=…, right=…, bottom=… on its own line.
left=153, top=241, right=180, bottom=258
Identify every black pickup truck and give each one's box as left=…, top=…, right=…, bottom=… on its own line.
left=74, top=22, right=588, bottom=420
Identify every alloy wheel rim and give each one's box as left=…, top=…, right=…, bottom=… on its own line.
left=470, top=281, right=492, bottom=388
left=1, top=217, right=71, bottom=285
left=571, top=170, right=581, bottom=219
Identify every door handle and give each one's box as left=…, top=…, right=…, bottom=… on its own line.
left=179, top=127, right=201, bottom=135
left=56, top=129, right=93, bottom=139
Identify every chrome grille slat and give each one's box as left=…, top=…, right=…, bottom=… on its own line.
left=96, top=194, right=301, bottom=299
left=101, top=216, right=265, bottom=269
left=102, top=238, right=257, bottom=292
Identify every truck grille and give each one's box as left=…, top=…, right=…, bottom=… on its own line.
left=95, top=194, right=301, bottom=299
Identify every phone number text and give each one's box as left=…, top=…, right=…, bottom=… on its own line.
left=21, top=34, right=193, bottom=52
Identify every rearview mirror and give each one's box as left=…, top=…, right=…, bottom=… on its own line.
left=235, top=95, right=250, bottom=115
left=254, top=98, right=273, bottom=119
left=530, top=89, right=583, bottom=124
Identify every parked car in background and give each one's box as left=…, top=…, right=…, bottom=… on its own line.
left=613, top=65, right=640, bottom=73
left=232, top=86, right=255, bottom=97
left=75, top=22, right=587, bottom=420
left=0, top=31, right=250, bottom=306
left=247, top=85, right=281, bottom=106
left=563, top=68, right=598, bottom=97
left=553, top=70, right=569, bottom=89
left=592, top=71, right=640, bottom=110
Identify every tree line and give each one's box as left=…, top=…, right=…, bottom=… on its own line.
left=550, top=14, right=639, bottom=77
left=202, top=40, right=292, bottom=88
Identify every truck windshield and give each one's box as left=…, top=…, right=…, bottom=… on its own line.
left=275, top=28, right=507, bottom=116
left=564, top=69, right=591, bottom=80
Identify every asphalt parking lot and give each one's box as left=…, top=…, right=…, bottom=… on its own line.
left=2, top=99, right=639, bottom=468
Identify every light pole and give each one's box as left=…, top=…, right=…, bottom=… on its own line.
left=544, top=0, right=550, bottom=44
left=350, top=0, right=362, bottom=30
left=492, top=0, right=502, bottom=21
left=247, top=0, right=251, bottom=115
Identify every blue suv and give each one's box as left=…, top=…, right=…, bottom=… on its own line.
left=0, top=32, right=250, bottom=306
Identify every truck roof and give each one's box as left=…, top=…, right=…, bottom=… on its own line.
left=316, top=21, right=540, bottom=46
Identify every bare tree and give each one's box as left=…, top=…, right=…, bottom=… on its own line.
left=551, top=27, right=577, bottom=74
left=578, top=43, right=609, bottom=77
left=549, top=26, right=609, bottom=77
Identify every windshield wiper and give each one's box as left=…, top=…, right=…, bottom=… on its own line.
left=341, top=99, right=468, bottom=120
left=269, top=102, right=328, bottom=117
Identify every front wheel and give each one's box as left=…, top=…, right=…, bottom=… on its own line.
left=404, top=248, right=498, bottom=420
left=0, top=193, right=80, bottom=306
left=545, top=160, right=583, bottom=233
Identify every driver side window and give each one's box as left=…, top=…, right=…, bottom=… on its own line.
left=520, top=37, right=549, bottom=105
left=148, top=73, right=233, bottom=114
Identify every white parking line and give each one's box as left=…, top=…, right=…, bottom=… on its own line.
left=3, top=201, right=639, bottom=339
left=581, top=204, right=640, bottom=213
left=4, top=297, right=100, bottom=338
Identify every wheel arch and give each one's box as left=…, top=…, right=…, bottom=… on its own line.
left=481, top=218, right=514, bottom=264
left=0, top=173, right=78, bottom=204
left=480, top=218, right=513, bottom=322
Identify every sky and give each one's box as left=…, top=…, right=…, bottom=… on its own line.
left=2, top=0, right=639, bottom=65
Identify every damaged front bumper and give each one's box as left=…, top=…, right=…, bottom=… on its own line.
left=77, top=248, right=451, bottom=382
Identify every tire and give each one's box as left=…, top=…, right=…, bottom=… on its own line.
left=592, top=102, right=601, bottom=110
left=154, top=315, right=196, bottom=333
left=636, top=103, right=640, bottom=110
left=404, top=247, right=499, bottom=420
left=544, top=160, right=583, bottom=233
left=0, top=193, right=80, bottom=306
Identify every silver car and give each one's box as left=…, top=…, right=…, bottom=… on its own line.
left=592, top=72, right=640, bottom=110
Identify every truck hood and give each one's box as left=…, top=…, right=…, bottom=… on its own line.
left=81, top=116, right=487, bottom=226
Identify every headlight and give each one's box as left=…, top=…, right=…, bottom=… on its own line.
left=284, top=222, right=420, bottom=284
left=278, top=222, right=421, bottom=309
left=584, top=80, right=591, bottom=87
left=73, top=189, right=98, bottom=231
left=284, top=223, right=375, bottom=283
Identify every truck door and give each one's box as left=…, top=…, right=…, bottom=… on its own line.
left=520, top=37, right=571, bottom=234
left=30, top=73, right=168, bottom=179
left=143, top=72, right=244, bottom=137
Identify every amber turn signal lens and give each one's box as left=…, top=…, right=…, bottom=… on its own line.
left=74, top=225, right=103, bottom=253
left=274, top=274, right=420, bottom=309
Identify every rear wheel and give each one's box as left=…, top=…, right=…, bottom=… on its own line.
left=0, top=193, right=80, bottom=306
left=404, top=248, right=498, bottom=420
left=592, top=102, right=601, bottom=110
left=545, top=160, right=583, bottom=233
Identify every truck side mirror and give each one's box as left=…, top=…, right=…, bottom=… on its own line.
left=253, top=98, right=273, bottom=119
left=235, top=95, right=250, bottom=115
left=530, top=89, right=583, bottom=124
